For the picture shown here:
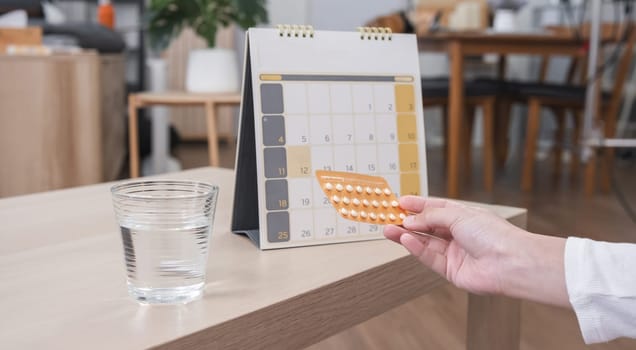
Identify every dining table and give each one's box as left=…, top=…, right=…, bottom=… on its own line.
left=0, top=167, right=527, bottom=349
left=418, top=30, right=588, bottom=198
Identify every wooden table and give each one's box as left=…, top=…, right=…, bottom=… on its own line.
left=0, top=167, right=526, bottom=349
left=418, top=31, right=586, bottom=198
left=128, top=92, right=241, bottom=178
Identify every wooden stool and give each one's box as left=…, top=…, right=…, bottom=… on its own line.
left=127, top=91, right=241, bottom=178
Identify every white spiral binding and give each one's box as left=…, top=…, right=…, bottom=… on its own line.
left=357, top=27, right=392, bottom=41
left=277, top=24, right=315, bottom=38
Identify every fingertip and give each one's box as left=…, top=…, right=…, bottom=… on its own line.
left=401, top=214, right=415, bottom=227
left=398, top=195, right=423, bottom=208
left=400, top=233, right=425, bottom=256
left=398, top=195, right=420, bottom=202
left=399, top=232, right=415, bottom=244
left=401, top=214, right=427, bottom=233
left=384, top=224, right=406, bottom=243
left=398, top=196, right=450, bottom=213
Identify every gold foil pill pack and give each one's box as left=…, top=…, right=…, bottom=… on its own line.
left=315, top=170, right=406, bottom=225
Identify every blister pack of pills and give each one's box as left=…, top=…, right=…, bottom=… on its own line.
left=315, top=170, right=407, bottom=225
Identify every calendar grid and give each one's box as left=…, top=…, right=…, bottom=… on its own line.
left=304, top=82, right=316, bottom=242
left=329, top=82, right=345, bottom=238
left=336, top=82, right=358, bottom=237
left=259, top=74, right=421, bottom=244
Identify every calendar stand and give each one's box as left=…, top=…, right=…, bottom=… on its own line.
left=232, top=45, right=261, bottom=245
left=232, top=26, right=428, bottom=249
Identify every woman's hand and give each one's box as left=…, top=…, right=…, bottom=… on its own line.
left=384, top=196, right=569, bottom=307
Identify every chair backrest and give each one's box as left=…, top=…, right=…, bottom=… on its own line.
left=539, top=23, right=629, bottom=84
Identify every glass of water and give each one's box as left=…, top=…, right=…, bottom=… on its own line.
left=111, top=180, right=219, bottom=304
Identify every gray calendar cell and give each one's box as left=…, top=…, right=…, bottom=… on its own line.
left=265, top=179, right=289, bottom=210
left=264, top=147, right=287, bottom=178
left=262, top=116, right=286, bottom=146
left=267, top=211, right=290, bottom=243
left=261, top=84, right=284, bottom=114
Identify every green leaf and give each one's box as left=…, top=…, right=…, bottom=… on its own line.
left=147, top=0, right=266, bottom=49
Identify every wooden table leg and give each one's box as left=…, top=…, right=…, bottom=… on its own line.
left=495, top=100, right=512, bottom=169
left=522, top=99, right=541, bottom=191
left=205, top=102, right=220, bottom=167
left=447, top=41, right=465, bottom=198
left=585, top=152, right=597, bottom=196
left=128, top=94, right=139, bottom=178
left=495, top=56, right=510, bottom=170
left=600, top=108, right=618, bottom=193
left=571, top=111, right=582, bottom=179
left=482, top=98, right=495, bottom=192
left=466, top=294, right=521, bottom=350
left=553, top=108, right=566, bottom=176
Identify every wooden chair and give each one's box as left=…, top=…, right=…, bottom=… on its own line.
left=518, top=26, right=636, bottom=192
left=477, top=47, right=588, bottom=171
left=421, top=77, right=498, bottom=191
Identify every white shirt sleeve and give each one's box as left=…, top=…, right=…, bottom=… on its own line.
left=564, top=236, right=636, bottom=344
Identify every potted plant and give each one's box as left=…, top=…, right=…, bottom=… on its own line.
left=148, top=0, right=267, bottom=92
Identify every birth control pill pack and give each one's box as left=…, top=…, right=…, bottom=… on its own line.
left=315, top=170, right=407, bottom=225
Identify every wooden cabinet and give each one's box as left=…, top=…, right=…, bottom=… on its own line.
left=0, top=53, right=126, bottom=198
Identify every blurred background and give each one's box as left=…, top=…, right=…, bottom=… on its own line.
left=1, top=1, right=635, bottom=348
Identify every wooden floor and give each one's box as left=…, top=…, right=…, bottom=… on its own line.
left=174, top=141, right=636, bottom=350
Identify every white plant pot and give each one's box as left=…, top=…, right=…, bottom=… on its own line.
left=185, top=48, right=240, bottom=93
left=493, top=9, right=517, bottom=33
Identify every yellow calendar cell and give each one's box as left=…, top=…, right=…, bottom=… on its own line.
left=400, top=173, right=421, bottom=196
left=260, top=74, right=283, bottom=81
left=399, top=143, right=419, bottom=172
left=397, top=114, right=417, bottom=142
left=286, top=146, right=312, bottom=177
left=395, top=84, right=415, bottom=113
left=394, top=76, right=414, bottom=82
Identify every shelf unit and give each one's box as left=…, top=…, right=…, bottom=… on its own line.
left=56, top=0, right=146, bottom=93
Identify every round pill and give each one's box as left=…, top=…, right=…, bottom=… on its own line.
left=388, top=213, right=397, bottom=221
left=360, top=211, right=368, bottom=218
left=356, top=185, right=363, bottom=193
left=365, top=186, right=373, bottom=194
left=332, top=195, right=340, bottom=203
left=345, top=184, right=354, bottom=192
left=362, top=199, right=370, bottom=207
left=342, top=197, right=350, bottom=205
left=352, top=198, right=361, bottom=206
left=340, top=208, right=349, bottom=216
left=399, top=213, right=406, bottom=220
left=381, top=200, right=389, bottom=208
left=374, top=187, right=382, bottom=195
left=372, top=200, right=380, bottom=208
left=335, top=184, right=344, bottom=192
left=369, top=212, right=377, bottom=220
left=391, top=200, right=399, bottom=207
left=324, top=183, right=333, bottom=191
left=350, top=210, right=358, bottom=218
left=383, top=188, right=392, bottom=195
left=378, top=213, right=386, bottom=221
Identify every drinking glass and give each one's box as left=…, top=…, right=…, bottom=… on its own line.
left=111, top=180, right=218, bottom=304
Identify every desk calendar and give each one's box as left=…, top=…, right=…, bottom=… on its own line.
left=231, top=26, right=428, bottom=249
